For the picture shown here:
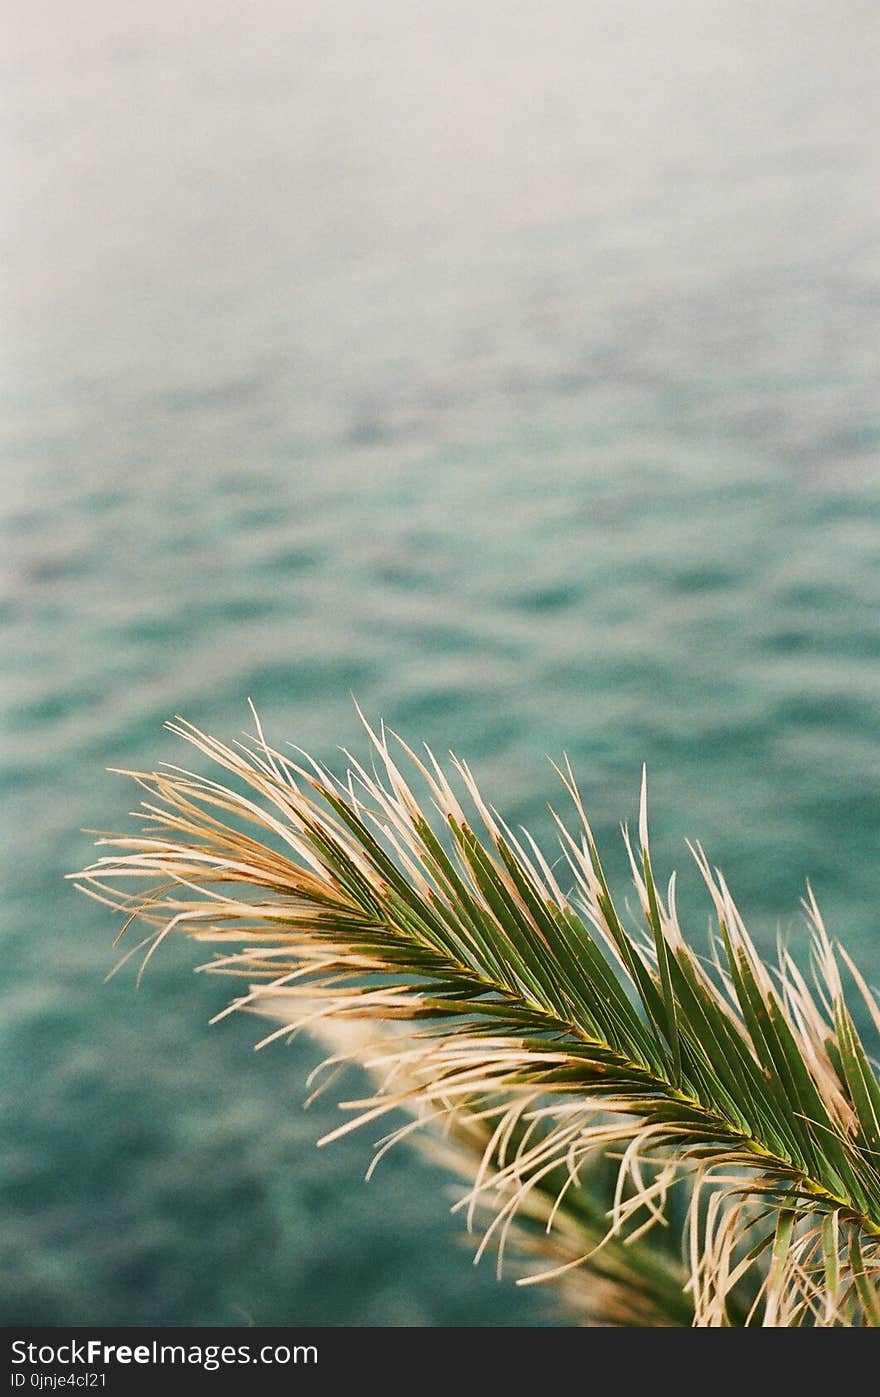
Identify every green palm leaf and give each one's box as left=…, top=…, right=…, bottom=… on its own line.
left=73, top=710, right=880, bottom=1326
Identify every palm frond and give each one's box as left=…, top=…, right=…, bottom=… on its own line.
left=73, top=711, right=880, bottom=1326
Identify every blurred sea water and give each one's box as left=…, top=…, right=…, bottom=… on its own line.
left=2, top=1, right=879, bottom=1324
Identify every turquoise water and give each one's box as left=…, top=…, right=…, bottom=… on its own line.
left=2, top=2, right=879, bottom=1325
